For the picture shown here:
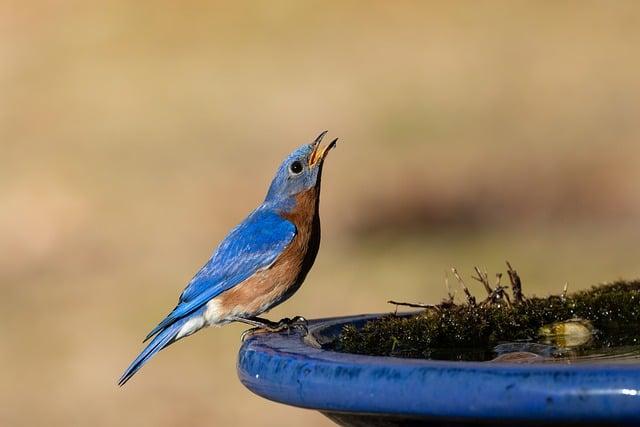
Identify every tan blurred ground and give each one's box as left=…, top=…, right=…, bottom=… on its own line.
left=2, top=2, right=640, bottom=426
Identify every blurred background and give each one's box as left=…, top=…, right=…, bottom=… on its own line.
left=2, top=1, right=640, bottom=426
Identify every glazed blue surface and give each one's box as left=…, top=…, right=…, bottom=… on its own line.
left=237, top=314, right=640, bottom=425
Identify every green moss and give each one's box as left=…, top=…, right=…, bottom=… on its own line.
left=333, top=280, right=640, bottom=359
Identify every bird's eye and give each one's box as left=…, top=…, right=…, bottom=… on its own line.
left=289, top=160, right=303, bottom=175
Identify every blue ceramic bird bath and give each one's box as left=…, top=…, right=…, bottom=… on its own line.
left=237, top=313, right=640, bottom=426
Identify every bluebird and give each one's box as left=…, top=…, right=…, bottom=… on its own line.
left=119, top=132, right=337, bottom=386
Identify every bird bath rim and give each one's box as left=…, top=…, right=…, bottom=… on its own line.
left=237, top=313, right=640, bottom=426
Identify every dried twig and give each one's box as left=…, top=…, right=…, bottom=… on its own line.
left=480, top=273, right=502, bottom=306
left=497, top=273, right=513, bottom=308
left=506, top=261, right=524, bottom=303
left=479, top=270, right=519, bottom=308
left=444, top=270, right=456, bottom=304
left=472, top=266, right=493, bottom=295
left=388, top=300, right=439, bottom=310
left=494, top=273, right=503, bottom=288
left=451, top=267, right=476, bottom=306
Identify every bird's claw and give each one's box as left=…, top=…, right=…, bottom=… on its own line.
left=240, top=327, right=261, bottom=342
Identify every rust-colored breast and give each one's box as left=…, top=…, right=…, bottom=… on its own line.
left=215, top=188, right=320, bottom=318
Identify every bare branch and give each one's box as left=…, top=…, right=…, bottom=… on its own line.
left=506, top=261, right=524, bottom=303
left=492, top=273, right=512, bottom=307
left=444, top=270, right=456, bottom=304
left=494, top=273, right=503, bottom=288
left=388, top=300, right=439, bottom=310
left=480, top=272, right=508, bottom=307
left=472, top=266, right=493, bottom=295
left=451, top=267, right=476, bottom=306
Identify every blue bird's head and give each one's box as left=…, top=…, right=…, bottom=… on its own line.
left=265, top=131, right=337, bottom=210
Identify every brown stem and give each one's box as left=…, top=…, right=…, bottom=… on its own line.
left=452, top=267, right=476, bottom=306
left=388, top=300, right=439, bottom=310
left=506, top=261, right=524, bottom=303
left=444, top=271, right=456, bottom=304
left=472, top=266, right=493, bottom=295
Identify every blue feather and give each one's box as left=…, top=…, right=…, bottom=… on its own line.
left=143, top=207, right=296, bottom=342
left=118, top=309, right=203, bottom=386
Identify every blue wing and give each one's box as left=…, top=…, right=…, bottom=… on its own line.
left=144, top=207, right=296, bottom=341
left=119, top=207, right=296, bottom=386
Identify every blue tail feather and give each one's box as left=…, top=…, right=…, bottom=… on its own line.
left=119, top=317, right=188, bottom=386
left=143, top=310, right=177, bottom=343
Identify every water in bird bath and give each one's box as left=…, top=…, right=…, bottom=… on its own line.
left=430, top=327, right=640, bottom=364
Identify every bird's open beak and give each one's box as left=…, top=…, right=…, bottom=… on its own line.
left=309, top=131, right=338, bottom=167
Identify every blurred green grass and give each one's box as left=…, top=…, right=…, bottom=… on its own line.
left=2, top=2, right=640, bottom=426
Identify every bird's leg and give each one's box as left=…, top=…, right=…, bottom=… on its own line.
left=233, top=316, right=284, bottom=342
left=232, top=316, right=280, bottom=330
left=234, top=316, right=308, bottom=341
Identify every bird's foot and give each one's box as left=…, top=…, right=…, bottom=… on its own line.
left=239, top=316, right=308, bottom=341
left=275, top=316, right=308, bottom=334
